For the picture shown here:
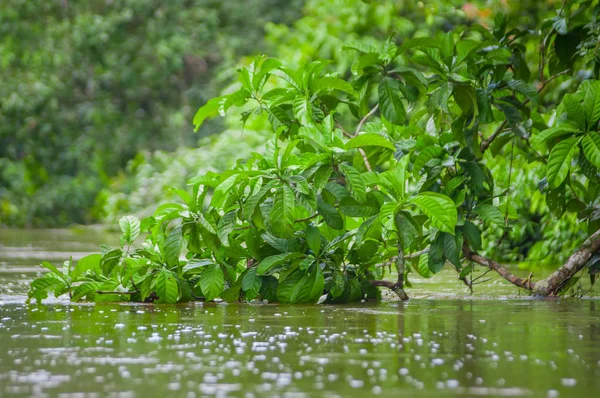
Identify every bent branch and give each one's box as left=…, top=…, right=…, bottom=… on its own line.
left=533, top=229, right=600, bottom=296
left=462, top=245, right=535, bottom=291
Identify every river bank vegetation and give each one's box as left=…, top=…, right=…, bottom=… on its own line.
left=15, top=0, right=600, bottom=303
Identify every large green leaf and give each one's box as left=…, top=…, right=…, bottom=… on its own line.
left=428, top=234, right=445, bottom=273
left=72, top=254, right=102, bottom=279
left=583, top=80, right=600, bottom=126
left=462, top=221, right=482, bottom=251
left=346, top=133, right=395, bottom=151
left=338, top=197, right=379, bottom=217
left=156, top=269, right=179, bottom=304
left=241, top=268, right=262, bottom=300
left=164, top=227, right=183, bottom=266
left=317, top=200, right=344, bottom=230
left=413, top=146, right=444, bottom=177
left=409, top=192, right=458, bottom=234
left=563, top=94, right=586, bottom=129
left=210, top=175, right=238, bottom=208
left=306, top=225, right=321, bottom=255
left=582, top=133, right=600, bottom=168
left=378, top=77, right=406, bottom=125
left=271, top=184, right=295, bottom=237
left=217, top=211, right=237, bottom=246
left=193, top=96, right=222, bottom=131
left=256, top=252, right=304, bottom=275
left=243, top=180, right=278, bottom=220
left=546, top=136, right=581, bottom=189
left=71, top=282, right=101, bottom=302
left=277, top=267, right=324, bottom=304
left=476, top=204, right=504, bottom=226
left=339, top=164, right=367, bottom=203
left=199, top=264, right=224, bottom=301
left=119, top=215, right=140, bottom=246
left=442, top=232, right=462, bottom=268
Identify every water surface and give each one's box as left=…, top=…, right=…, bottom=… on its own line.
left=1, top=228, right=599, bottom=397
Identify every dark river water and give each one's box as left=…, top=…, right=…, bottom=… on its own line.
left=1, top=228, right=599, bottom=397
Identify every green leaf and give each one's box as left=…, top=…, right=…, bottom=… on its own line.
left=271, top=185, right=296, bottom=237
left=428, top=234, right=445, bottom=273
left=530, top=126, right=579, bottom=147
left=378, top=77, right=406, bottom=125
left=243, top=180, right=278, bottom=220
left=119, top=215, right=140, bottom=246
left=182, top=259, right=215, bottom=275
left=72, top=254, right=102, bottom=279
left=414, top=254, right=433, bottom=278
left=277, top=267, right=324, bottom=304
left=210, top=175, right=238, bottom=208
left=546, top=136, right=581, bottom=189
left=338, top=197, right=379, bottom=217
left=413, top=146, right=444, bottom=177
left=339, top=164, right=367, bottom=203
left=217, top=211, right=237, bottom=246
left=197, top=213, right=217, bottom=234
left=40, top=261, right=64, bottom=279
left=257, top=276, right=277, bottom=302
left=199, top=264, right=225, bottom=301
left=583, top=80, right=600, bottom=126
left=256, top=252, right=303, bottom=275
left=476, top=204, right=504, bottom=226
left=562, top=93, right=586, bottom=129
left=164, top=227, right=183, bottom=267
left=462, top=221, right=482, bottom=250
left=346, top=133, right=395, bottom=151
left=442, top=232, right=461, bottom=268
left=395, top=211, right=420, bottom=249
left=306, top=225, right=321, bottom=255
left=294, top=96, right=313, bottom=125
left=242, top=268, right=262, bottom=300
left=101, top=249, right=122, bottom=275
left=252, top=58, right=282, bottom=91
left=507, top=80, right=537, bottom=104
left=409, top=192, right=458, bottom=234
left=71, top=282, right=101, bottom=302
left=156, top=269, right=179, bottom=304
left=317, top=200, right=344, bottom=230
left=193, top=96, right=222, bottom=131
left=582, top=133, right=600, bottom=168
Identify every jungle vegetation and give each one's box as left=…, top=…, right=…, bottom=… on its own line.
left=17, top=0, right=600, bottom=303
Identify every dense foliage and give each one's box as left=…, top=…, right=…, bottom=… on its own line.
left=28, top=0, right=600, bottom=304
left=0, top=0, right=302, bottom=226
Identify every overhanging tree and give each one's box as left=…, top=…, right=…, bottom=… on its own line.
left=28, top=2, right=600, bottom=304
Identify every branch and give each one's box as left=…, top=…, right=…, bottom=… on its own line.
left=96, top=290, right=137, bottom=295
left=462, top=245, right=535, bottom=291
left=533, top=229, right=600, bottom=296
left=369, top=279, right=409, bottom=300
left=480, top=70, right=570, bottom=153
left=355, top=104, right=379, bottom=136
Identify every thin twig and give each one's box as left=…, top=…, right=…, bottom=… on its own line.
left=355, top=104, right=379, bottom=136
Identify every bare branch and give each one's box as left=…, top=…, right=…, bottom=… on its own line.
left=355, top=104, right=379, bottom=136
left=462, top=245, right=535, bottom=291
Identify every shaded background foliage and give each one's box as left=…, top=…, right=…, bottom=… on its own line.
left=0, top=0, right=303, bottom=226
left=1, top=0, right=597, bottom=274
